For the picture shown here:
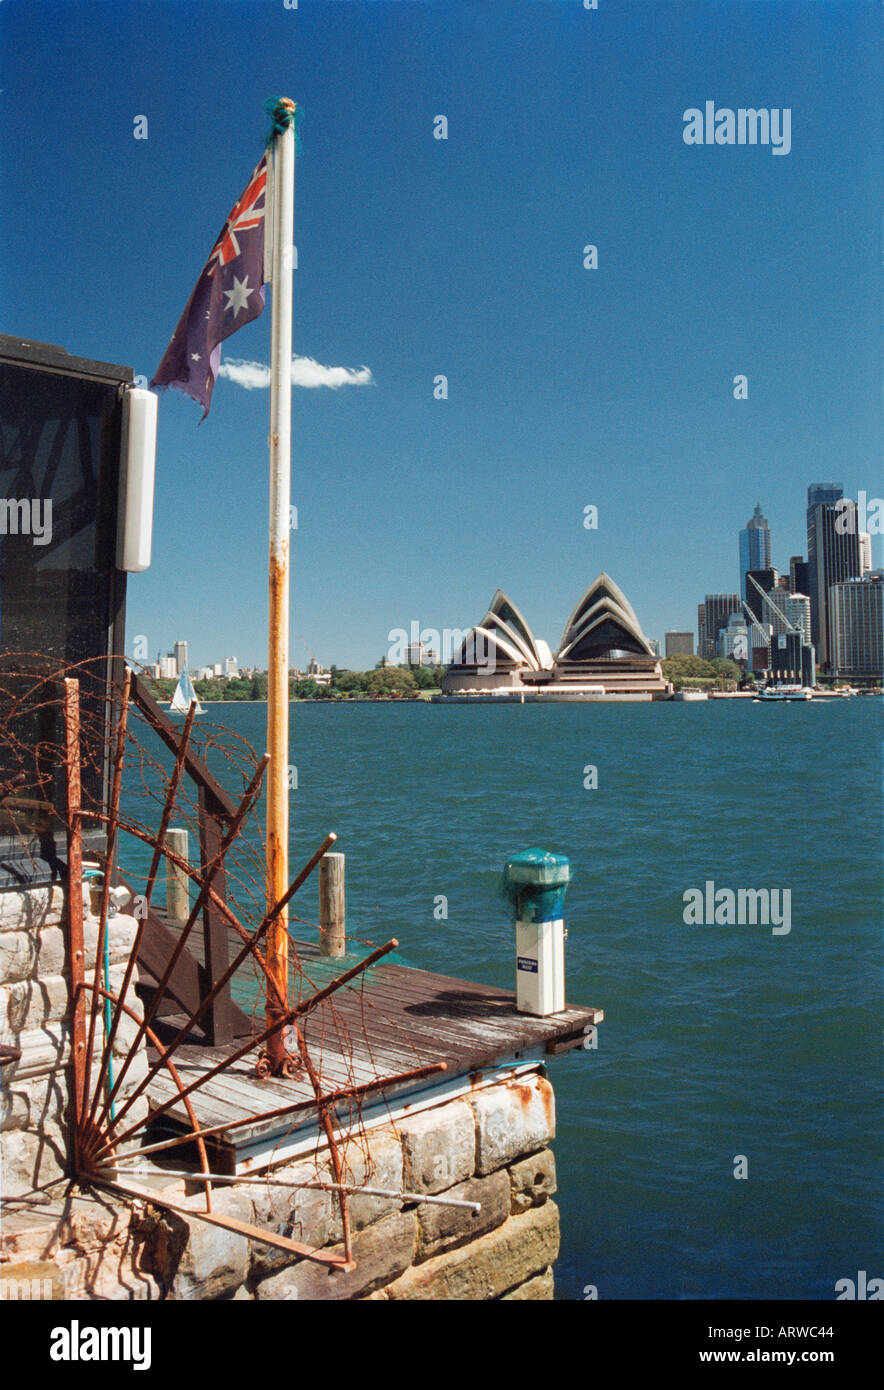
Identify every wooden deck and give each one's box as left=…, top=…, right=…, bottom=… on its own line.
left=140, top=941, right=603, bottom=1171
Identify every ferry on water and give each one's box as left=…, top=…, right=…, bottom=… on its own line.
left=755, top=684, right=813, bottom=702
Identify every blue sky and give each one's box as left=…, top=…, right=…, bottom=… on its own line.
left=1, top=0, right=880, bottom=669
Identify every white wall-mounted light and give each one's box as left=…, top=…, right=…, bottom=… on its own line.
left=116, top=387, right=157, bottom=572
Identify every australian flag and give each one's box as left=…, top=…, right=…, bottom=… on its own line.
left=151, top=155, right=269, bottom=417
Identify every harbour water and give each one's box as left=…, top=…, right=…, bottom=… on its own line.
left=129, top=697, right=882, bottom=1300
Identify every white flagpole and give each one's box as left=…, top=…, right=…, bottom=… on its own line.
left=265, top=99, right=296, bottom=1073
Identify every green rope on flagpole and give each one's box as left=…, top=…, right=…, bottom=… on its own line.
left=265, top=97, right=302, bottom=152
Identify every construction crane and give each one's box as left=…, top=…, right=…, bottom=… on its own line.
left=300, top=636, right=321, bottom=675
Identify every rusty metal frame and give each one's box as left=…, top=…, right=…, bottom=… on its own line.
left=50, top=664, right=453, bottom=1274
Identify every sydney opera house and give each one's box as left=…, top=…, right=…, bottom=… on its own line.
left=440, top=574, right=671, bottom=701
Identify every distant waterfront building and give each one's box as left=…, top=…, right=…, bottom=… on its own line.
left=648, top=638, right=661, bottom=657
left=829, top=576, right=883, bottom=680
left=173, top=640, right=188, bottom=676
left=701, top=594, right=741, bottom=660
left=158, top=655, right=177, bottom=679
left=441, top=576, right=668, bottom=700
left=806, top=485, right=861, bottom=671
left=664, top=631, right=693, bottom=657
left=225, top=656, right=239, bottom=677
left=739, top=504, right=772, bottom=600
left=305, top=656, right=331, bottom=687
left=405, top=642, right=440, bottom=667
left=770, top=631, right=816, bottom=687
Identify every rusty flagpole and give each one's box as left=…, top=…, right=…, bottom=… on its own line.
left=264, top=99, right=297, bottom=1074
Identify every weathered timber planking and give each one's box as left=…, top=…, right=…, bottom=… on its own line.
left=139, top=941, right=602, bottom=1151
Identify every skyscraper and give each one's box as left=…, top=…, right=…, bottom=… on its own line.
left=789, top=555, right=810, bottom=595
left=173, top=639, right=188, bottom=676
left=739, top=504, right=772, bottom=600
left=701, top=594, right=741, bottom=659
left=806, top=486, right=861, bottom=671
left=830, top=576, right=883, bottom=679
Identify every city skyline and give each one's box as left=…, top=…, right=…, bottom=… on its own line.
left=148, top=476, right=880, bottom=675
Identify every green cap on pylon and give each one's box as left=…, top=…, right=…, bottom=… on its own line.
left=502, top=848, right=571, bottom=923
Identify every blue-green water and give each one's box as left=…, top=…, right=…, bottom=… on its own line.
left=127, top=699, right=883, bottom=1300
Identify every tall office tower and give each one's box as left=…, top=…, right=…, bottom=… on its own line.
left=744, top=569, right=780, bottom=624
left=173, top=639, right=188, bottom=676
left=697, top=603, right=707, bottom=659
left=665, top=632, right=693, bottom=657
left=739, top=504, right=772, bottom=599
left=830, top=576, right=883, bottom=679
left=806, top=486, right=861, bottom=670
left=789, top=555, right=810, bottom=594
left=702, top=594, right=742, bottom=657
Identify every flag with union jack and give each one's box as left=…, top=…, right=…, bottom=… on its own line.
left=151, top=155, right=270, bottom=417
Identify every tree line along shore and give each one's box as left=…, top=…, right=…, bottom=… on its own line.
left=145, top=664, right=446, bottom=703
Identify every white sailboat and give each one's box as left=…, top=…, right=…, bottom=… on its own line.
left=169, top=666, right=203, bottom=715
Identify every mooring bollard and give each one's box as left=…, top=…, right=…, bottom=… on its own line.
left=165, top=827, right=190, bottom=924
left=319, top=851, right=346, bottom=958
left=503, top=848, right=571, bottom=1016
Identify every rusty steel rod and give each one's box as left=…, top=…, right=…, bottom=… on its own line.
left=97, top=1167, right=481, bottom=1213
left=91, top=938, right=401, bottom=1161
left=286, top=1012, right=353, bottom=1263
left=83, top=702, right=196, bottom=1134
left=81, top=667, right=131, bottom=1127
left=77, top=984, right=212, bottom=1210
left=100, top=831, right=338, bottom=1137
left=62, top=679, right=87, bottom=1175
left=93, top=755, right=269, bottom=1131
left=99, top=1060, right=448, bottom=1164
left=96, top=1179, right=354, bottom=1269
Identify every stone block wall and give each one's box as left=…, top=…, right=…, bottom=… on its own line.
left=0, top=875, right=564, bottom=1301
left=0, top=881, right=150, bottom=1197
left=1, top=1069, right=562, bottom=1301
left=147, top=1069, right=559, bottom=1301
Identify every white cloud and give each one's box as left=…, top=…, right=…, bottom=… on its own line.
left=218, top=359, right=270, bottom=390
left=219, top=355, right=373, bottom=391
